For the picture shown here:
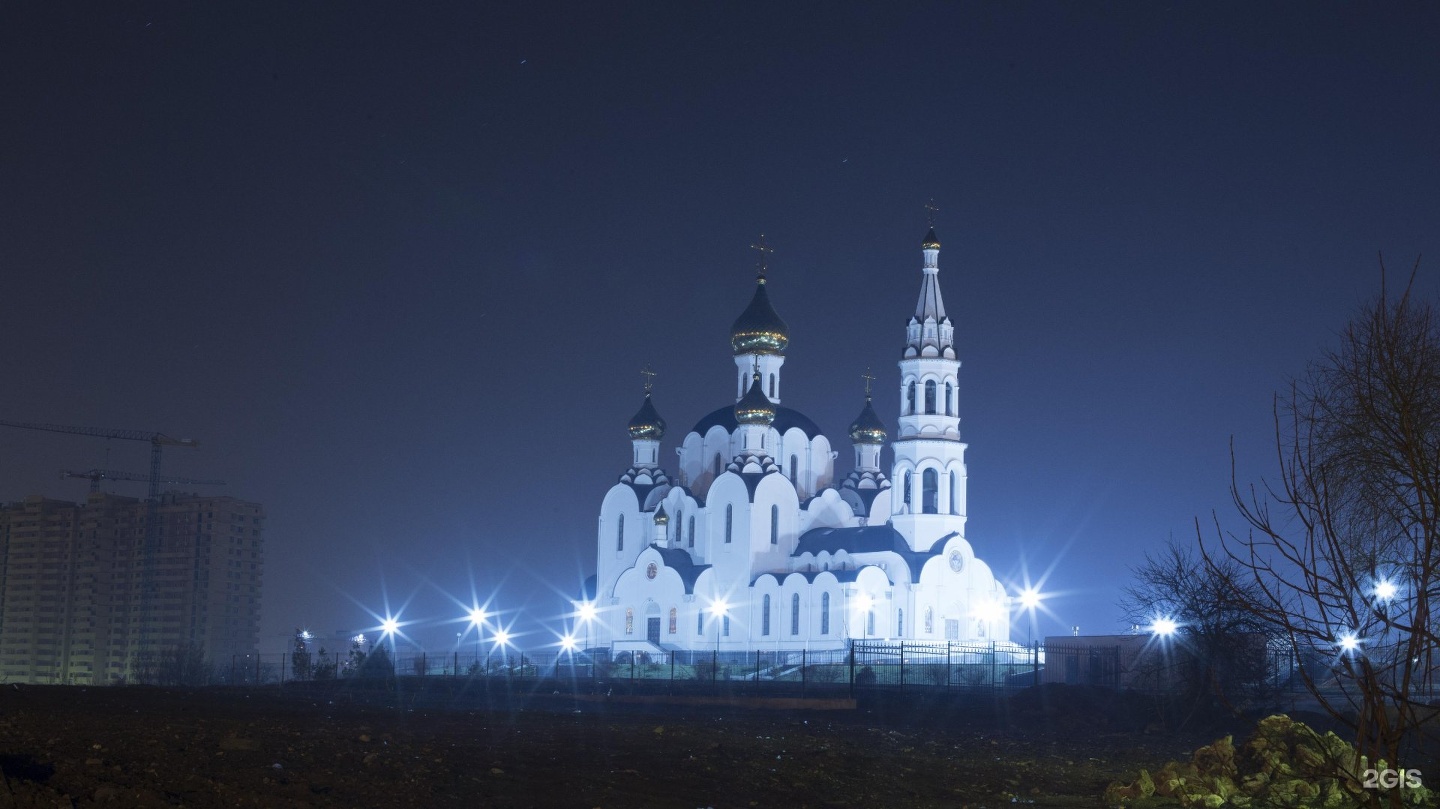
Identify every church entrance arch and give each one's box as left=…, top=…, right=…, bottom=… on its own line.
left=645, top=602, right=661, bottom=645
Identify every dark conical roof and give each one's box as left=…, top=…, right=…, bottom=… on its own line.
left=730, top=276, right=789, bottom=355
left=627, top=393, right=666, bottom=440
left=734, top=372, right=776, bottom=426
left=921, top=228, right=941, bottom=249
left=848, top=397, right=887, bottom=445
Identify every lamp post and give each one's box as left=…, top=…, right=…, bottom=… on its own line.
left=1018, top=588, right=1041, bottom=647
left=468, top=607, right=487, bottom=668
left=708, top=599, right=729, bottom=682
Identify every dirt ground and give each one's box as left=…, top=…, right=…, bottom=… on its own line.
left=0, top=680, right=1247, bottom=808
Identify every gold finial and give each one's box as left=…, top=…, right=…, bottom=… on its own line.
left=925, top=199, right=939, bottom=228
left=749, top=233, right=773, bottom=277
left=861, top=367, right=876, bottom=398
left=640, top=365, right=656, bottom=394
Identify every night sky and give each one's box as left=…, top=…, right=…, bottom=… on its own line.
left=4, top=3, right=1438, bottom=654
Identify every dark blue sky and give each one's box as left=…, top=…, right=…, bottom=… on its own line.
left=3, top=3, right=1438, bottom=653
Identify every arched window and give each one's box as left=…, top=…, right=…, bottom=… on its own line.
left=724, top=505, right=733, bottom=543
left=687, top=515, right=695, bottom=547
left=762, top=594, right=771, bottom=635
left=789, top=454, right=798, bottom=483
left=674, top=509, right=681, bottom=544
left=669, top=608, right=677, bottom=634
left=923, top=468, right=939, bottom=514
left=902, top=474, right=911, bottom=508
left=866, top=610, right=876, bottom=636
left=723, top=615, right=730, bottom=636
left=924, top=380, right=937, bottom=414
left=945, top=382, right=954, bottom=416
left=906, top=381, right=916, bottom=414
left=625, top=608, right=634, bottom=635
left=617, top=514, right=624, bottom=551
left=821, top=593, right=831, bottom=635
left=949, top=472, right=958, bottom=515
left=791, top=594, right=800, bottom=635
left=698, top=611, right=705, bottom=635
left=898, top=609, right=904, bottom=637
left=768, top=374, right=775, bottom=398
left=770, top=505, right=779, bottom=545
left=925, top=607, right=933, bottom=634
left=713, top=454, right=723, bottom=477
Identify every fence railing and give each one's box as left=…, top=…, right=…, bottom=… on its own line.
left=213, top=640, right=1046, bottom=691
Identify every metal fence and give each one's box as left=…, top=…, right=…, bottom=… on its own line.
left=215, top=640, right=1045, bottom=692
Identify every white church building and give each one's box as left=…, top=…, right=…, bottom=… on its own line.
left=583, top=228, right=1011, bottom=654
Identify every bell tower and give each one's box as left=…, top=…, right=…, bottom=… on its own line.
left=890, top=223, right=968, bottom=549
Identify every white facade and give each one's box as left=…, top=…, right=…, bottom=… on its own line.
left=586, top=230, right=1010, bottom=653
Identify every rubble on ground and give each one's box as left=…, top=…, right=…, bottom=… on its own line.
left=1104, top=714, right=1433, bottom=807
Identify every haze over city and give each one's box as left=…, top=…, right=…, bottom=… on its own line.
left=3, top=2, right=1438, bottom=654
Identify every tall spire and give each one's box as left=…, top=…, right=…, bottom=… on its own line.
left=905, top=222, right=955, bottom=360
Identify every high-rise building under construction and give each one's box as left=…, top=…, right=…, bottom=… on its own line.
left=0, top=492, right=262, bottom=684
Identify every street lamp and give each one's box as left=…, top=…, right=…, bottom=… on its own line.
left=492, top=628, right=511, bottom=673
left=1149, top=617, right=1178, bottom=637
left=855, top=593, right=874, bottom=640
left=1017, top=588, right=1042, bottom=646
left=577, top=601, right=597, bottom=654
left=708, top=599, right=729, bottom=663
left=1375, top=578, right=1397, bottom=601
left=1338, top=632, right=1361, bottom=655
left=468, top=607, right=487, bottom=664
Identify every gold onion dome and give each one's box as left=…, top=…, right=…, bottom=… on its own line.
left=627, top=393, right=666, bottom=440
left=921, top=227, right=941, bottom=250
left=653, top=503, right=669, bottom=525
left=849, top=397, right=887, bottom=445
left=734, top=372, right=777, bottom=426
left=730, top=275, right=790, bottom=355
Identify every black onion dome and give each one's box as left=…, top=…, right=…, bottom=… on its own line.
left=729, top=276, right=789, bottom=355
left=734, top=372, right=776, bottom=426
left=653, top=502, right=669, bottom=525
left=627, top=393, right=666, bottom=440
left=921, top=227, right=941, bottom=249
left=848, top=397, right=887, bottom=445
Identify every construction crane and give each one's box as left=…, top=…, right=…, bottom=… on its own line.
left=60, top=468, right=226, bottom=494
left=0, top=420, right=200, bottom=672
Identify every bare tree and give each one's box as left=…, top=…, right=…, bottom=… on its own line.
left=1120, top=538, right=1271, bottom=718
left=1203, top=267, right=1440, bottom=797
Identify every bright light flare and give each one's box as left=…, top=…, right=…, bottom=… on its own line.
left=469, top=607, right=488, bottom=626
left=1019, top=588, right=1042, bottom=610
left=578, top=602, right=598, bottom=623
left=1375, top=579, right=1397, bottom=601
left=493, top=628, right=511, bottom=647
left=1150, top=617, right=1178, bottom=637
left=855, top=593, right=874, bottom=612
left=559, top=634, right=577, bottom=652
left=708, top=598, right=729, bottom=618
left=972, top=600, right=1004, bottom=624
left=380, top=617, right=399, bottom=637
left=1339, top=633, right=1360, bottom=653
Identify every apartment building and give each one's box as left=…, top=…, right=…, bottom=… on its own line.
left=0, top=492, right=263, bottom=684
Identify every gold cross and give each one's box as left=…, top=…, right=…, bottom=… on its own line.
left=749, top=234, right=773, bottom=275
left=640, top=365, right=656, bottom=393
left=861, top=368, right=876, bottom=396
left=925, top=199, right=939, bottom=228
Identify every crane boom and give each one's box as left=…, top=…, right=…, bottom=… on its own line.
left=60, top=469, right=226, bottom=493
left=0, top=420, right=196, bottom=447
